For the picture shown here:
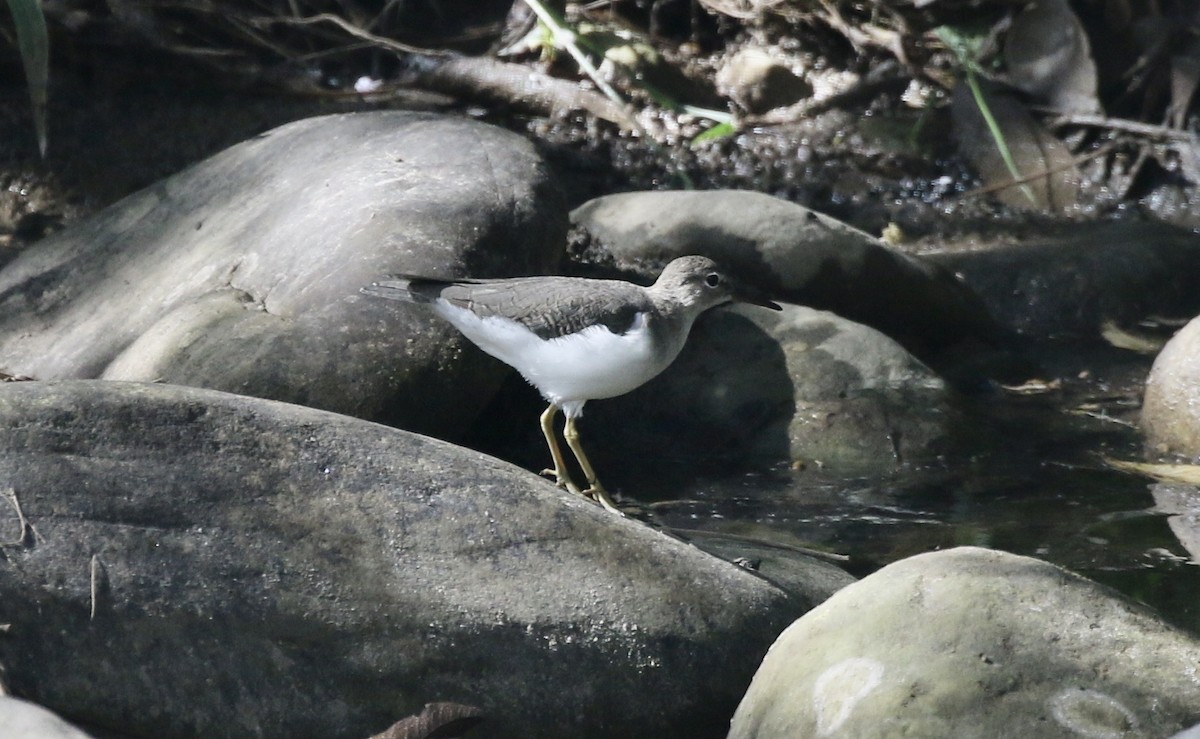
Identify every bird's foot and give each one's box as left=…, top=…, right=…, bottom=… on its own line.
left=582, top=485, right=624, bottom=517
left=541, top=468, right=624, bottom=516
left=541, top=468, right=582, bottom=495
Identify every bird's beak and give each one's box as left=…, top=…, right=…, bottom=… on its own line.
left=733, top=282, right=783, bottom=311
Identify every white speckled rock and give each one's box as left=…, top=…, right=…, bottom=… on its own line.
left=729, top=547, right=1200, bottom=739
left=1143, top=315, right=1200, bottom=460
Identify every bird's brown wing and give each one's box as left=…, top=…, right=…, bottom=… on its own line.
left=422, top=276, right=654, bottom=340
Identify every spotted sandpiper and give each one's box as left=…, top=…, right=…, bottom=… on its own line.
left=365, top=255, right=782, bottom=513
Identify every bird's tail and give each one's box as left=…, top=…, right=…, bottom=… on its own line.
left=364, top=274, right=473, bottom=303
left=362, top=277, right=423, bottom=303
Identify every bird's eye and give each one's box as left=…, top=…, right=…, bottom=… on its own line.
left=705, top=273, right=722, bottom=287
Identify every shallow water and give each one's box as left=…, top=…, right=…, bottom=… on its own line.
left=647, top=343, right=1200, bottom=635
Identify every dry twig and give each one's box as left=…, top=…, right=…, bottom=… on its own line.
left=958, top=141, right=1118, bottom=200
left=1047, top=112, right=1200, bottom=142
left=248, top=12, right=448, bottom=57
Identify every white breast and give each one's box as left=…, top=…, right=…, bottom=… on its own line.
left=432, top=301, right=683, bottom=416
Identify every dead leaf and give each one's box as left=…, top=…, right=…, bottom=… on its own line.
left=1003, top=0, right=1101, bottom=114
left=1000, top=378, right=1063, bottom=395
left=1100, top=320, right=1169, bottom=354
left=952, top=80, right=1082, bottom=214
left=1106, top=457, right=1200, bottom=485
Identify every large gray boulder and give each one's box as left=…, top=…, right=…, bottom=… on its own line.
left=0, top=380, right=803, bottom=739
left=728, top=547, right=1200, bottom=738
left=928, top=221, right=1200, bottom=342
left=570, top=189, right=1010, bottom=363
left=0, top=111, right=566, bottom=439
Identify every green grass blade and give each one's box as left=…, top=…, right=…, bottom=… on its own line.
left=6, top=0, right=49, bottom=156
left=691, top=121, right=735, bottom=147
left=964, top=69, right=1038, bottom=205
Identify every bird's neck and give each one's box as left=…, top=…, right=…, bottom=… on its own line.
left=645, top=300, right=708, bottom=364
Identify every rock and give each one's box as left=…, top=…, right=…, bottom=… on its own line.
left=1171, top=722, right=1200, bottom=739
left=1151, top=483, right=1200, bottom=563
left=0, top=380, right=801, bottom=739
left=716, top=48, right=812, bottom=114
left=926, top=221, right=1200, bottom=342
left=570, top=190, right=1011, bottom=368
left=0, top=696, right=95, bottom=739
left=728, top=547, right=1200, bottom=738
left=675, top=530, right=855, bottom=606
left=583, top=303, right=958, bottom=478
left=0, top=111, right=566, bottom=440
left=368, top=702, right=484, bottom=739
left=1143, top=316, right=1200, bottom=459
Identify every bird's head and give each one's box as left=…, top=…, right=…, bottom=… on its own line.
left=655, top=255, right=782, bottom=313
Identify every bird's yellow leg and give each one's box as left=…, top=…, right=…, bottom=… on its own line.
left=563, top=416, right=622, bottom=515
left=539, top=405, right=581, bottom=494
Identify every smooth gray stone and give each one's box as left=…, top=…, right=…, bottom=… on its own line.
left=1151, top=483, right=1200, bottom=563
left=570, top=190, right=1010, bottom=362
left=729, top=547, right=1200, bottom=739
left=0, top=380, right=799, bottom=739
left=586, top=303, right=958, bottom=476
left=927, top=221, right=1200, bottom=341
left=1143, top=315, right=1200, bottom=459
left=0, top=111, right=566, bottom=439
left=675, top=530, right=855, bottom=606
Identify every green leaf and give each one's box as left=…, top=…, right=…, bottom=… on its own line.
left=6, top=0, right=49, bottom=156
left=964, top=70, right=1038, bottom=206
left=691, top=121, right=735, bottom=147
left=933, top=24, right=989, bottom=72
left=936, top=23, right=1038, bottom=206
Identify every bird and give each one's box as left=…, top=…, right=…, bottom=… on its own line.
left=364, top=255, right=782, bottom=513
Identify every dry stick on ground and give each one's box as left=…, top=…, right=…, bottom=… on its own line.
left=958, top=140, right=1120, bottom=200
left=403, top=53, right=637, bottom=129
left=816, top=0, right=909, bottom=66
left=741, top=60, right=908, bottom=128
left=1047, top=111, right=1200, bottom=142
left=249, top=9, right=641, bottom=131
left=248, top=11, right=449, bottom=56
left=1042, top=112, right=1194, bottom=202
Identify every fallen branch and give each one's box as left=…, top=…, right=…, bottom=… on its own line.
left=958, top=141, right=1118, bottom=199
left=741, top=60, right=908, bottom=128
left=401, top=53, right=637, bottom=130
left=248, top=12, right=447, bottom=57
left=1047, top=111, right=1200, bottom=142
